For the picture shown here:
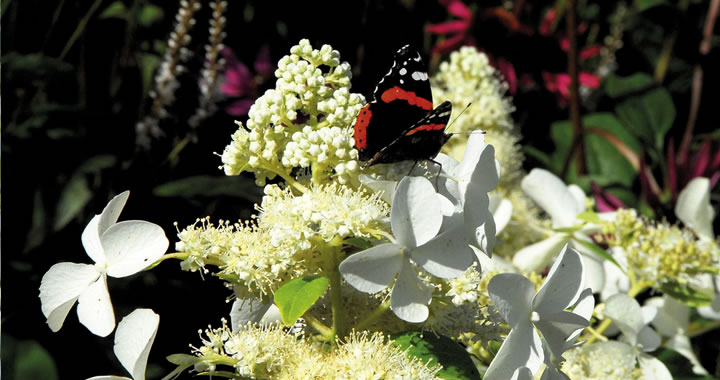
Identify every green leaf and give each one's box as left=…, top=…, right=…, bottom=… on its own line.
left=659, top=282, right=713, bottom=307
left=1, top=337, right=59, bottom=380
left=99, top=1, right=127, bottom=19
left=138, top=4, right=164, bottom=27
left=390, top=331, right=481, bottom=380
left=605, top=73, right=654, bottom=98
left=615, top=88, right=675, bottom=151
left=77, top=154, right=117, bottom=174
left=53, top=175, right=92, bottom=231
left=344, top=237, right=375, bottom=250
left=576, top=210, right=604, bottom=224
left=1, top=52, right=73, bottom=79
left=274, top=275, right=330, bottom=326
left=138, top=52, right=161, bottom=97
left=572, top=238, right=622, bottom=270
left=153, top=175, right=264, bottom=200
left=635, top=0, right=669, bottom=12
left=583, top=113, right=640, bottom=186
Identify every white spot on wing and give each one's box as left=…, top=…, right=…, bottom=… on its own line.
left=411, top=71, right=428, bottom=81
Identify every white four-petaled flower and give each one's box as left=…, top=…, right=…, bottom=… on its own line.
left=340, top=176, right=474, bottom=323
left=485, top=245, right=593, bottom=380
left=40, top=191, right=169, bottom=337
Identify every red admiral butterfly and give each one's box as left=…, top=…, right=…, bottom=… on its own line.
left=353, top=45, right=452, bottom=167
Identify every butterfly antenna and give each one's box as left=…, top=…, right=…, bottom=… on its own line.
left=445, top=102, right=472, bottom=134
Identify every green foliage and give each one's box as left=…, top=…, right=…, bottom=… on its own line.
left=391, top=331, right=482, bottom=380
left=659, top=282, right=714, bottom=307
left=153, top=175, right=264, bottom=200
left=1, top=337, right=59, bottom=380
left=274, top=275, right=330, bottom=326
left=615, top=87, right=675, bottom=151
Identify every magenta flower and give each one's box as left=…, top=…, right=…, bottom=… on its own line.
left=425, top=0, right=474, bottom=55
left=220, top=46, right=273, bottom=116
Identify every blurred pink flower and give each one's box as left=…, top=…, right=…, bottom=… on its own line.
left=220, top=46, right=273, bottom=116
left=425, top=0, right=475, bottom=55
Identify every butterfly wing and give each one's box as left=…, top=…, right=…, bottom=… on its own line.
left=364, top=101, right=453, bottom=166
left=354, top=45, right=435, bottom=161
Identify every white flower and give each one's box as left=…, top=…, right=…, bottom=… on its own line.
left=646, top=296, right=708, bottom=375
left=485, top=246, right=592, bottom=379
left=436, top=131, right=499, bottom=256
left=339, top=176, right=474, bottom=323
left=39, top=192, right=169, bottom=337
left=512, top=168, right=606, bottom=291
left=230, top=297, right=282, bottom=330
left=604, top=293, right=672, bottom=380
left=86, top=308, right=160, bottom=380
left=675, top=177, right=715, bottom=240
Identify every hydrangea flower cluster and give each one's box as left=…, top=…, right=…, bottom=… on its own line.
left=598, top=209, right=720, bottom=293
left=181, top=321, right=441, bottom=379
left=175, top=182, right=390, bottom=298
left=221, top=39, right=366, bottom=186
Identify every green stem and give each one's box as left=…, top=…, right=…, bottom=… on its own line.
left=303, top=313, right=333, bottom=339
left=59, top=0, right=103, bottom=60
left=328, top=254, right=346, bottom=339
left=351, top=299, right=391, bottom=331
left=264, top=161, right=310, bottom=194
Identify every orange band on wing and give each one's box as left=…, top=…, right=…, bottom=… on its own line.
left=353, top=104, right=372, bottom=149
left=405, top=123, right=445, bottom=136
left=380, top=86, right=433, bottom=110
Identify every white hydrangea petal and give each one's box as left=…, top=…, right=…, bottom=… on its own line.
left=465, top=140, right=498, bottom=195
left=512, top=367, right=534, bottom=380
left=512, top=234, right=570, bottom=274
left=637, top=325, right=661, bottom=352
left=39, top=262, right=101, bottom=332
left=82, top=191, right=130, bottom=264
left=359, top=175, right=397, bottom=205
left=533, top=246, right=584, bottom=314
left=391, top=177, right=443, bottom=247
left=103, top=221, right=169, bottom=278
left=569, top=237, right=605, bottom=292
left=645, top=296, right=687, bottom=337
left=474, top=206, right=497, bottom=257
left=600, top=248, right=630, bottom=301
left=484, top=322, right=544, bottom=380
left=488, top=273, right=535, bottom=328
left=230, top=298, right=281, bottom=330
left=411, top=227, right=473, bottom=279
left=86, top=376, right=131, bottom=380
left=77, top=275, right=115, bottom=337
left=435, top=153, right=462, bottom=205
left=638, top=353, right=673, bottom=380
left=114, top=309, right=159, bottom=380
left=604, top=293, right=643, bottom=342
left=490, top=194, right=513, bottom=234
left=533, top=310, right=590, bottom=360
left=521, top=169, right=579, bottom=228
left=675, top=177, right=715, bottom=239
left=567, top=185, right=586, bottom=215
left=565, top=288, right=595, bottom=348
left=464, top=189, right=493, bottom=251
left=339, top=243, right=403, bottom=293
left=82, top=215, right=107, bottom=265
left=390, top=261, right=432, bottom=323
